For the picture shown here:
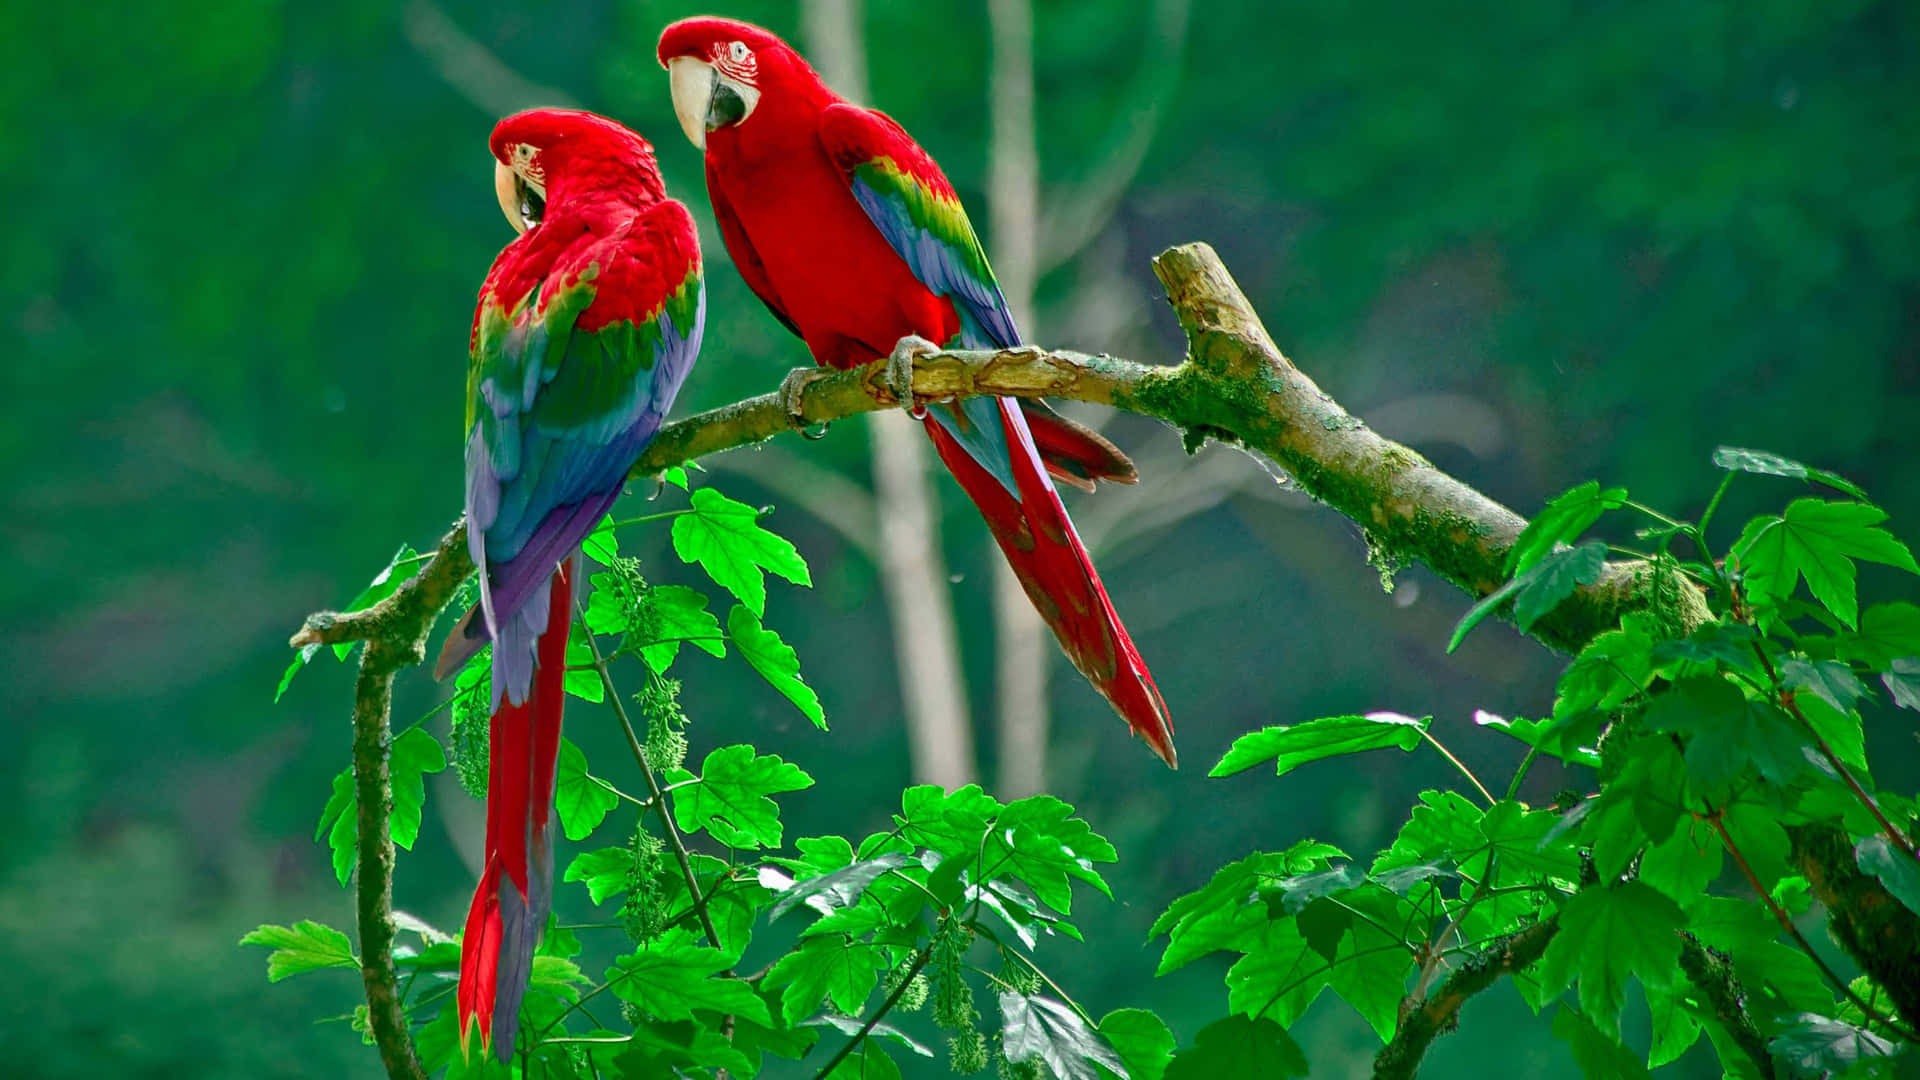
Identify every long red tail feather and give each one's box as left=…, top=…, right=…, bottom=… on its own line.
left=457, top=558, right=573, bottom=1061
left=925, top=400, right=1176, bottom=766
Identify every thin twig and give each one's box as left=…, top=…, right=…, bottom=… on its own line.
left=1709, top=815, right=1919, bottom=1040
left=812, top=942, right=937, bottom=1079
left=575, top=604, right=734, bottom=1052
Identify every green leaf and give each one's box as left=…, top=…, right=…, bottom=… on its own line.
left=1211, top=712, right=1429, bottom=778
left=768, top=853, right=912, bottom=920
left=984, top=794, right=1119, bottom=912
left=1884, top=658, right=1920, bottom=712
left=1853, top=836, right=1920, bottom=917
left=804, top=1013, right=932, bottom=1057
left=639, top=584, right=725, bottom=671
left=528, top=955, right=588, bottom=1000
left=616, top=1018, right=758, bottom=1080
left=1515, top=542, right=1608, bottom=631
left=1163, top=1015, right=1307, bottom=1080
left=581, top=514, right=620, bottom=567
left=1837, top=603, right=1920, bottom=667
left=315, top=770, right=356, bottom=885
left=563, top=847, right=635, bottom=905
left=765, top=937, right=883, bottom=1021
left=1372, top=790, right=1484, bottom=872
left=1152, top=842, right=1343, bottom=974
left=1507, top=482, right=1629, bottom=576
left=1454, top=542, right=1608, bottom=649
left=1713, top=446, right=1867, bottom=499
left=561, top=634, right=603, bottom=703
left=895, top=783, right=1004, bottom=859
left=1645, top=981, right=1703, bottom=1068
left=1472, top=710, right=1600, bottom=768
left=389, top=727, right=446, bottom=851
left=1642, top=676, right=1808, bottom=801
left=662, top=465, right=689, bottom=490
left=670, top=488, right=810, bottom=616
left=606, top=934, right=772, bottom=1025
left=1000, top=993, right=1128, bottom=1080
left=240, top=920, right=357, bottom=981
left=1536, top=882, right=1684, bottom=1036
left=727, top=605, right=826, bottom=729
left=1781, top=658, right=1869, bottom=714
left=1731, top=499, right=1919, bottom=627
left=553, top=737, right=619, bottom=842
left=667, top=744, right=814, bottom=849
left=1096, top=1009, right=1175, bottom=1080
left=1225, top=920, right=1326, bottom=1025
left=823, top=1042, right=901, bottom=1080
left=1767, top=1014, right=1901, bottom=1078
left=1551, top=1006, right=1652, bottom=1080
left=275, top=644, right=320, bottom=703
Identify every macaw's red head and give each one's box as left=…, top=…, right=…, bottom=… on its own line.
left=488, top=108, right=663, bottom=234
left=655, top=17, right=827, bottom=152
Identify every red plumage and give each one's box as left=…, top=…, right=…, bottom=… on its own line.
left=446, top=108, right=705, bottom=1060
left=659, top=18, right=1175, bottom=766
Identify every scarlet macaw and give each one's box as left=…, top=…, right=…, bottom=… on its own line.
left=433, top=108, right=704, bottom=1059
left=655, top=17, right=1175, bottom=766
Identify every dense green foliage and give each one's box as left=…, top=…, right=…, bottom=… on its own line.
left=254, top=451, right=1919, bottom=1077
left=7, top=1, right=1919, bottom=1076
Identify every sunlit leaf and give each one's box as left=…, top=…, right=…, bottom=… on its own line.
left=667, top=744, right=814, bottom=849
left=1211, top=713, right=1428, bottom=778
left=727, top=605, right=825, bottom=729
left=766, top=937, right=883, bottom=1021
left=563, top=846, right=635, bottom=905
left=1731, top=499, right=1918, bottom=627
left=1096, top=1009, right=1175, bottom=1080
left=606, top=934, right=771, bottom=1025
left=1507, top=482, right=1628, bottom=576
left=1712, top=446, right=1866, bottom=499
left=670, top=488, right=810, bottom=615
left=554, top=737, right=619, bottom=841
left=240, top=920, right=357, bottom=981
left=1000, top=993, right=1129, bottom=1080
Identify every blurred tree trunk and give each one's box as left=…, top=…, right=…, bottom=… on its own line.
left=986, top=0, right=1050, bottom=799
left=801, top=0, right=978, bottom=789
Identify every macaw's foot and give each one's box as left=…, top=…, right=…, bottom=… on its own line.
left=777, top=366, right=834, bottom=431
left=886, top=334, right=939, bottom=413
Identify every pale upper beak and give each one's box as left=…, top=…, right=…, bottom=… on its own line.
left=493, top=160, right=545, bottom=235
left=667, top=56, right=759, bottom=152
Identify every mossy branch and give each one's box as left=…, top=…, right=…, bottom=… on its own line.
left=292, top=242, right=1892, bottom=1080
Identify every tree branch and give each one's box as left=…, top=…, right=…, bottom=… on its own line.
left=1678, top=934, right=1777, bottom=1080
left=1373, top=917, right=1560, bottom=1080
left=284, top=242, right=1734, bottom=1080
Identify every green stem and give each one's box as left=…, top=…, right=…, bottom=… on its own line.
left=1418, top=729, right=1496, bottom=806
left=813, top=938, right=937, bottom=1079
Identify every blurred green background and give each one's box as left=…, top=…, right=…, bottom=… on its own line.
left=4, top=0, right=1916, bottom=1076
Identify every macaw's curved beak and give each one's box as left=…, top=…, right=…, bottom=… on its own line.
left=668, top=56, right=758, bottom=152
left=668, top=57, right=717, bottom=151
left=493, top=160, right=544, bottom=235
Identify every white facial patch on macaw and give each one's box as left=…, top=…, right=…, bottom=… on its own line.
left=714, top=40, right=758, bottom=86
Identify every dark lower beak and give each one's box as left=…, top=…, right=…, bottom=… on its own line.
left=708, top=80, right=746, bottom=130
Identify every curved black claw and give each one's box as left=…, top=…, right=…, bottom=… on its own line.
left=886, top=334, right=939, bottom=412
left=777, top=366, right=833, bottom=430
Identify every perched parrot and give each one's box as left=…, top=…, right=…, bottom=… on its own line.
left=655, top=17, right=1176, bottom=766
left=431, top=108, right=705, bottom=1059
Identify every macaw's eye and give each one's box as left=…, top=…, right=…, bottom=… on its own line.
left=729, top=41, right=749, bottom=61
